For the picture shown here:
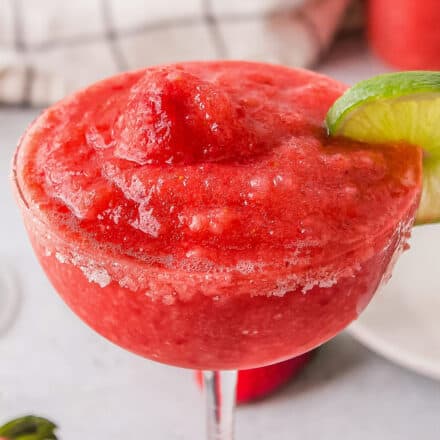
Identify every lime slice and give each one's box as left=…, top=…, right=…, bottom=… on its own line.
left=326, top=71, right=440, bottom=224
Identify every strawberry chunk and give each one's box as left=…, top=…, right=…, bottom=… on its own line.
left=114, top=68, right=258, bottom=165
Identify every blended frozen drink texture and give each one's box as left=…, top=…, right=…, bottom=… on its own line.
left=14, top=62, right=422, bottom=369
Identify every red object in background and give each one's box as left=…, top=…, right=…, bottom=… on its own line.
left=195, top=352, right=313, bottom=404
left=368, top=0, right=440, bottom=70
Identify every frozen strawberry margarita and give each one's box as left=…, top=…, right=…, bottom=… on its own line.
left=13, top=62, right=422, bottom=369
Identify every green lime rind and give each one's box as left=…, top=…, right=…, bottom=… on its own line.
left=325, top=71, right=440, bottom=225
left=326, top=71, right=440, bottom=136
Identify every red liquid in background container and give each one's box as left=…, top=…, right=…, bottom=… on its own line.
left=195, top=352, right=313, bottom=404
left=368, top=0, right=440, bottom=70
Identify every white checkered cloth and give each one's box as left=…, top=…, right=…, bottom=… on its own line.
left=0, top=0, right=351, bottom=106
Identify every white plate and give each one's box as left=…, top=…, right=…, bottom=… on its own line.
left=348, top=224, right=440, bottom=380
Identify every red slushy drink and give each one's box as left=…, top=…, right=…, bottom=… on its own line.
left=13, top=62, right=421, bottom=369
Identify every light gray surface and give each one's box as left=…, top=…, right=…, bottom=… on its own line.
left=1, top=39, right=440, bottom=439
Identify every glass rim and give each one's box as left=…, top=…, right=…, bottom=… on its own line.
left=11, top=134, right=31, bottom=211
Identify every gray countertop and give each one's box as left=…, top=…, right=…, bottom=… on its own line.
left=1, top=39, right=439, bottom=439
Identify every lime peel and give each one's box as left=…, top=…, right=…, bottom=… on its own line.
left=325, top=71, right=440, bottom=225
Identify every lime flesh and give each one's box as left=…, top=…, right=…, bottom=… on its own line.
left=326, top=71, right=440, bottom=224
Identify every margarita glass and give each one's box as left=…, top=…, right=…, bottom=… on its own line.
left=12, top=62, right=422, bottom=439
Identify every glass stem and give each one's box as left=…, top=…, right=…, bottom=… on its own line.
left=203, top=370, right=238, bottom=440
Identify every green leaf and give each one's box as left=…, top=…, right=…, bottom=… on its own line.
left=0, top=416, right=58, bottom=440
